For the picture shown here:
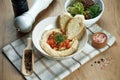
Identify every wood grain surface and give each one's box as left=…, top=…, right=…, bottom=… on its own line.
left=0, top=0, right=120, bottom=80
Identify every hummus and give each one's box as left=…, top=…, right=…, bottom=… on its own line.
left=40, top=28, right=79, bottom=57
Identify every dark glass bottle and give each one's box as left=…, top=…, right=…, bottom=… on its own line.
left=11, top=0, right=29, bottom=17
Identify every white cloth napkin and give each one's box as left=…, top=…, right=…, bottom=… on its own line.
left=2, top=24, right=116, bottom=80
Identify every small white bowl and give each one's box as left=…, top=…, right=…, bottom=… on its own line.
left=65, top=0, right=104, bottom=27
left=32, top=16, right=88, bottom=60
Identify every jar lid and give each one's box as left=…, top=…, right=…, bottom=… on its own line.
left=11, top=0, right=26, bottom=4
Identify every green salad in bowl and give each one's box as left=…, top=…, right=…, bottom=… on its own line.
left=65, top=0, right=104, bottom=27
left=67, top=0, right=102, bottom=19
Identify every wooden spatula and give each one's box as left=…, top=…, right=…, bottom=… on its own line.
left=22, top=38, right=34, bottom=75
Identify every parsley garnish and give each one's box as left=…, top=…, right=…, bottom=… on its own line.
left=55, top=33, right=67, bottom=44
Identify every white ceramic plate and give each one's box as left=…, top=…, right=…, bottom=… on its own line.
left=32, top=16, right=88, bottom=60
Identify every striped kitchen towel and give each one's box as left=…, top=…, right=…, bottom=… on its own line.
left=2, top=24, right=116, bottom=80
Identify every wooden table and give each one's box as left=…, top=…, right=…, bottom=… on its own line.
left=0, top=0, right=120, bottom=80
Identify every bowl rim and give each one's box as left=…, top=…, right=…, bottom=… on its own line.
left=64, top=0, right=104, bottom=21
left=32, top=16, right=88, bottom=60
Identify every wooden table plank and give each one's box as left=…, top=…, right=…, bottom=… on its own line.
left=0, top=0, right=120, bottom=80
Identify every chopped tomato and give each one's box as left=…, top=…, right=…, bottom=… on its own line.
left=65, top=39, right=71, bottom=49
left=47, top=31, right=72, bottom=50
left=66, top=43, right=71, bottom=49
left=47, top=39, right=55, bottom=48
left=59, top=42, right=65, bottom=49
left=59, top=39, right=71, bottom=49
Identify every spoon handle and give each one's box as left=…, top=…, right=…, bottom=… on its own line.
left=26, top=38, right=32, bottom=49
